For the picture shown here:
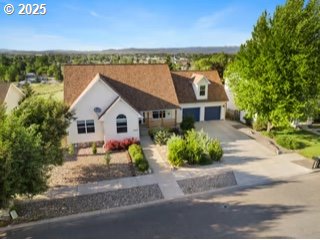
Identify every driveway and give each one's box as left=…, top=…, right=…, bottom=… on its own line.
left=190, top=120, right=312, bottom=186
left=196, top=121, right=275, bottom=164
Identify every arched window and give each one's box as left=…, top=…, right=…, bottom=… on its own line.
left=116, top=114, right=127, bottom=133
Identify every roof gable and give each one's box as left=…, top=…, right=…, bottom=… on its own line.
left=192, top=73, right=211, bottom=85
left=0, top=82, right=11, bottom=104
left=64, top=64, right=180, bottom=111
left=98, top=96, right=142, bottom=120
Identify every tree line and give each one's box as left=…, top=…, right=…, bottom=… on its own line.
left=0, top=53, right=234, bottom=83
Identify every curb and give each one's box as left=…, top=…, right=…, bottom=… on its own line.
left=1, top=171, right=318, bottom=232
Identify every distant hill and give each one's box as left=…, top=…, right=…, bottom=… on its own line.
left=0, top=46, right=239, bottom=55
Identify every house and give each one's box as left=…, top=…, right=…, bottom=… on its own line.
left=64, top=64, right=228, bottom=145
left=0, top=82, right=24, bottom=113
left=224, top=78, right=246, bottom=123
left=25, top=73, right=38, bottom=83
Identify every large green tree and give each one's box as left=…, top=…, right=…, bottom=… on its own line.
left=0, top=98, right=73, bottom=208
left=13, top=97, right=74, bottom=165
left=0, top=114, right=44, bottom=207
left=226, top=0, right=320, bottom=131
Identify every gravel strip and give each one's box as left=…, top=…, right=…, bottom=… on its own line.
left=15, top=184, right=163, bottom=222
left=177, top=171, right=237, bottom=194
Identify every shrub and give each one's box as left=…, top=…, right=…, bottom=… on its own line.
left=128, top=144, right=149, bottom=172
left=137, top=160, right=149, bottom=172
left=167, top=129, right=224, bottom=167
left=105, top=138, right=139, bottom=151
left=154, top=129, right=172, bottom=145
left=104, top=151, right=111, bottom=167
left=169, top=127, right=180, bottom=135
left=275, top=135, right=305, bottom=150
left=253, top=116, right=268, bottom=131
left=180, top=116, right=195, bottom=132
left=167, top=136, right=186, bottom=167
left=92, top=142, right=97, bottom=155
left=243, top=114, right=253, bottom=126
left=68, top=144, right=75, bottom=156
left=148, top=127, right=161, bottom=140
left=207, top=139, right=223, bottom=161
left=184, top=129, right=206, bottom=164
left=128, top=144, right=142, bottom=159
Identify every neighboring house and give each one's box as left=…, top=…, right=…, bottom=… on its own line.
left=0, top=82, right=24, bottom=113
left=26, top=73, right=37, bottom=83
left=64, top=64, right=228, bottom=145
left=224, top=78, right=246, bottom=123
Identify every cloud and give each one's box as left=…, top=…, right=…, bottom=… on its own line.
left=89, top=10, right=100, bottom=18
left=194, top=7, right=236, bottom=29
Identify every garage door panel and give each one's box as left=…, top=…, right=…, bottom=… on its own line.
left=205, top=106, right=221, bottom=120
left=182, top=108, right=200, bottom=122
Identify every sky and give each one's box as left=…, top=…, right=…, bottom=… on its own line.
left=0, top=0, right=286, bottom=51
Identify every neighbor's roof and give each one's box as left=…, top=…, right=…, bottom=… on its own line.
left=171, top=71, right=229, bottom=103
left=0, top=82, right=10, bottom=104
left=64, top=64, right=180, bottom=111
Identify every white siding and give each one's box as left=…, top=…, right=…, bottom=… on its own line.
left=177, top=102, right=226, bottom=122
left=4, top=84, right=24, bottom=112
left=102, top=99, right=140, bottom=141
left=67, top=78, right=141, bottom=144
left=67, top=79, right=118, bottom=144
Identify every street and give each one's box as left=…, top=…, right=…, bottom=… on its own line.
left=2, top=172, right=320, bottom=238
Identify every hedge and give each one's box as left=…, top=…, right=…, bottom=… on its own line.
left=128, top=144, right=149, bottom=172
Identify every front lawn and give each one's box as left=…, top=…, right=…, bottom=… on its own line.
left=264, top=128, right=320, bottom=158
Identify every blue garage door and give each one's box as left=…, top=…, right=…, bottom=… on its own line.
left=204, top=106, right=221, bottom=120
left=182, top=108, right=200, bottom=122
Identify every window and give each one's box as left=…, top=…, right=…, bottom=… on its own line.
left=117, top=114, right=127, bottom=133
left=77, top=120, right=95, bottom=134
left=86, top=120, right=95, bottom=133
left=77, top=120, right=86, bottom=134
left=152, top=110, right=166, bottom=119
left=199, top=85, right=206, bottom=96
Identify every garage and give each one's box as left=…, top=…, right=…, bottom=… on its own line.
left=204, top=106, right=221, bottom=120
left=182, top=107, right=200, bottom=122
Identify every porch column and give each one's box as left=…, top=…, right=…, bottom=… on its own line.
left=161, top=111, right=164, bottom=127
left=147, top=112, right=150, bottom=127
left=175, top=109, right=177, bottom=126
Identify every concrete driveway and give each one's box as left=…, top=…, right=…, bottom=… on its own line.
left=196, top=121, right=275, bottom=164
left=191, top=120, right=312, bottom=186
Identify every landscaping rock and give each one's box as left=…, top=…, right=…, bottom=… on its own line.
left=177, top=171, right=237, bottom=194
left=15, top=184, right=163, bottom=222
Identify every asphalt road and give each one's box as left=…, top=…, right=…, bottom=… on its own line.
left=2, top=172, right=320, bottom=239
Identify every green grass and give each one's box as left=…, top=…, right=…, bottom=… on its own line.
left=31, top=83, right=63, bottom=101
left=264, top=128, right=320, bottom=159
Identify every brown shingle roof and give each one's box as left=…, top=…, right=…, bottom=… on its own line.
left=64, top=64, right=180, bottom=111
left=171, top=70, right=228, bottom=103
left=0, top=82, right=10, bottom=104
